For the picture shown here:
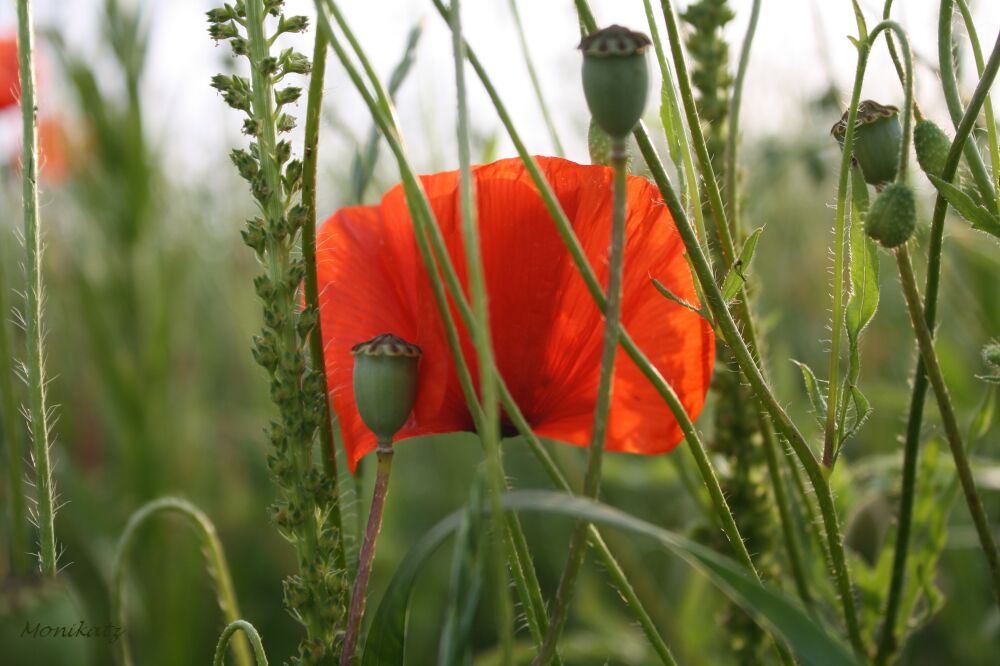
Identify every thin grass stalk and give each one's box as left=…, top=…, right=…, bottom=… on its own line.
left=724, top=0, right=761, bottom=236
left=641, top=0, right=707, bottom=248
left=435, top=0, right=759, bottom=579
left=318, top=5, right=672, bottom=660
left=955, top=0, right=1000, bottom=213
left=301, top=22, right=347, bottom=573
left=434, top=5, right=794, bottom=661
left=16, top=0, right=56, bottom=579
left=938, top=0, right=998, bottom=213
left=533, top=137, right=629, bottom=665
left=215, top=621, right=269, bottom=666
left=0, top=257, right=28, bottom=575
left=315, top=7, right=550, bottom=657
left=876, top=20, right=1000, bottom=664
left=507, top=0, right=564, bottom=157
left=893, top=245, right=1000, bottom=606
left=112, top=498, right=252, bottom=666
left=450, top=1, right=515, bottom=661
left=573, top=0, right=864, bottom=647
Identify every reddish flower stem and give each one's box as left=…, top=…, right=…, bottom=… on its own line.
left=340, top=441, right=394, bottom=666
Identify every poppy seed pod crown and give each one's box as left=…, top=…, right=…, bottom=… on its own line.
left=352, top=333, right=421, bottom=443
left=579, top=25, right=651, bottom=139
left=832, top=100, right=902, bottom=186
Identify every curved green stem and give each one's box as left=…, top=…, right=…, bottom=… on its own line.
left=301, top=20, right=347, bottom=572
left=893, top=246, right=1000, bottom=605
left=534, top=138, right=630, bottom=666
left=214, top=621, right=269, bottom=666
left=450, top=1, right=515, bottom=661
left=507, top=0, right=564, bottom=156
left=938, top=0, right=998, bottom=214
left=112, top=498, right=252, bottom=666
left=16, top=0, right=57, bottom=579
left=877, top=21, right=1000, bottom=665
left=955, top=0, right=1000, bottom=213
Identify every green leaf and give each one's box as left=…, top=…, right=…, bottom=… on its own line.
left=721, top=227, right=764, bottom=302
left=928, top=174, right=1000, bottom=238
left=365, top=492, right=862, bottom=666
left=845, top=195, right=879, bottom=345
left=437, top=476, right=485, bottom=666
left=651, top=277, right=707, bottom=318
left=361, top=513, right=464, bottom=665
left=792, top=360, right=828, bottom=428
left=841, top=385, right=873, bottom=443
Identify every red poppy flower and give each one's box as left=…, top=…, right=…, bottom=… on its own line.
left=317, top=156, right=714, bottom=471
left=0, top=36, right=19, bottom=110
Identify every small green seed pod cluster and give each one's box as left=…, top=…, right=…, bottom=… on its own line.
left=866, top=182, right=917, bottom=248
left=913, top=119, right=951, bottom=179
left=579, top=25, right=652, bottom=139
left=352, top=333, right=422, bottom=444
left=983, top=341, right=1000, bottom=370
left=831, top=100, right=902, bottom=187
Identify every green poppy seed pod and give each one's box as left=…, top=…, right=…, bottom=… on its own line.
left=865, top=182, right=916, bottom=249
left=579, top=25, right=651, bottom=139
left=831, top=100, right=902, bottom=186
left=913, top=119, right=950, bottom=179
left=352, top=333, right=421, bottom=443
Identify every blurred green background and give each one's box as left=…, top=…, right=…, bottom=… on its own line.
left=0, top=1, right=999, bottom=664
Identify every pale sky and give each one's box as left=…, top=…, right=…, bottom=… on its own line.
left=3, top=0, right=999, bottom=184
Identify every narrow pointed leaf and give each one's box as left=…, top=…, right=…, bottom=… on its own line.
left=793, top=360, right=828, bottom=427
left=928, top=174, right=1000, bottom=238
left=721, top=226, right=764, bottom=302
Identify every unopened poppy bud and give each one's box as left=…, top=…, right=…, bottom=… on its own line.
left=914, top=119, right=950, bottom=179
left=831, top=100, right=902, bottom=186
left=352, top=333, right=421, bottom=444
left=866, top=182, right=916, bottom=248
left=579, top=25, right=651, bottom=139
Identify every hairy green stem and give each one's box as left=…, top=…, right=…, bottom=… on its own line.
left=876, top=20, right=1000, bottom=665
left=938, top=0, right=998, bottom=214
left=450, top=1, right=514, bottom=661
left=16, top=0, right=57, bottom=579
left=955, top=0, right=1000, bottom=213
left=113, top=498, right=252, bottom=666
left=0, top=255, right=28, bottom=575
left=508, top=0, right=564, bottom=156
left=823, top=27, right=870, bottom=467
left=825, top=19, right=912, bottom=467
left=341, top=444, right=394, bottom=666
left=214, top=621, right=269, bottom=666
left=301, top=21, right=347, bottom=572
left=894, top=246, right=1000, bottom=605
left=534, top=138, right=630, bottom=665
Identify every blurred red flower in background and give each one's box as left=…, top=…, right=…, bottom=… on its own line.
left=317, top=156, right=714, bottom=471
left=0, top=36, right=19, bottom=110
